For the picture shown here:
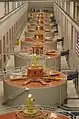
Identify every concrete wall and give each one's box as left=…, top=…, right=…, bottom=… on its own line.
left=0, top=2, right=28, bottom=39
left=0, top=2, right=28, bottom=69
left=54, top=2, right=79, bottom=71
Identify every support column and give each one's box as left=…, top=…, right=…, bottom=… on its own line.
left=72, top=27, right=77, bottom=70
left=70, top=2, right=75, bottom=18
left=60, top=2, right=63, bottom=8
left=74, top=2, right=78, bottom=21
left=63, top=2, right=67, bottom=50
left=16, top=2, right=18, bottom=8
left=64, top=2, right=67, bottom=12
left=67, top=2, right=74, bottom=49
left=12, top=2, right=16, bottom=10
left=5, top=2, right=9, bottom=14
left=68, top=2, right=75, bottom=69
left=58, top=24, right=62, bottom=38
left=65, top=19, right=68, bottom=50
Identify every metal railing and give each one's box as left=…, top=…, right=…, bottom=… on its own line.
left=0, top=66, right=27, bottom=80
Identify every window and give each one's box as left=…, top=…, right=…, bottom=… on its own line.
left=12, top=2, right=15, bottom=10
left=3, top=35, right=5, bottom=53
left=11, top=26, right=14, bottom=51
left=16, top=22, right=17, bottom=31
left=17, top=1, right=20, bottom=7
left=0, top=40, right=2, bottom=54
left=0, top=2, right=5, bottom=18
left=9, top=29, right=11, bottom=41
left=5, top=32, right=8, bottom=54
left=3, top=35, right=6, bottom=63
left=9, top=2, right=12, bottom=12
left=9, top=29, right=12, bottom=51
left=14, top=24, right=16, bottom=33
left=6, top=32, right=8, bottom=45
left=12, top=26, right=13, bottom=41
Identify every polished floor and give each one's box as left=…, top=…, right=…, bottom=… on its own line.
left=0, top=26, right=79, bottom=118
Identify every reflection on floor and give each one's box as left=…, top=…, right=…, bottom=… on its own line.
left=0, top=31, right=79, bottom=118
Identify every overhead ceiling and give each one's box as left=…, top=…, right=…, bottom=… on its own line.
left=0, top=0, right=79, bottom=2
